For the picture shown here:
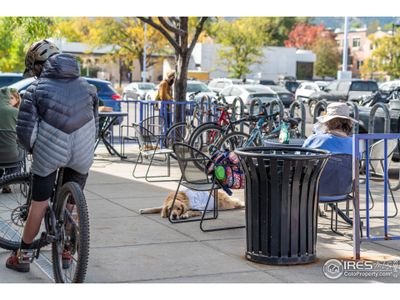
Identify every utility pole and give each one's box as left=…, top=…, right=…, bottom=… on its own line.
left=142, top=22, right=147, bottom=82
left=338, top=16, right=352, bottom=80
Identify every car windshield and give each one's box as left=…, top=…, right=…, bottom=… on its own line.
left=187, top=82, right=211, bottom=93
left=138, top=83, right=155, bottom=90
left=8, top=77, right=35, bottom=91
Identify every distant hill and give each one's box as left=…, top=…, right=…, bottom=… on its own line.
left=310, top=17, right=399, bottom=30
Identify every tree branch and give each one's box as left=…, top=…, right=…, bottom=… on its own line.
left=138, top=17, right=181, bottom=53
left=158, top=17, right=185, bottom=36
left=188, top=17, right=208, bottom=54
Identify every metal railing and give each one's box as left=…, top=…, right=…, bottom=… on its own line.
left=352, top=133, right=400, bottom=259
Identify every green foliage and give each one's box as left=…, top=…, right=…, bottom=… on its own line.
left=312, top=37, right=340, bottom=78
left=0, top=17, right=58, bottom=72
left=57, top=17, right=166, bottom=72
left=362, top=34, right=400, bottom=79
left=211, top=17, right=305, bottom=78
left=213, top=18, right=266, bottom=78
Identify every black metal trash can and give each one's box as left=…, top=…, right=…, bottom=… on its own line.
left=235, top=147, right=330, bottom=265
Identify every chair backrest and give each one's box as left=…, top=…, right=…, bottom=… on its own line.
left=140, top=116, right=166, bottom=137
left=0, top=129, right=23, bottom=167
left=172, top=142, right=212, bottom=185
left=319, top=154, right=353, bottom=197
left=134, top=124, right=159, bottom=152
left=368, top=139, right=398, bottom=177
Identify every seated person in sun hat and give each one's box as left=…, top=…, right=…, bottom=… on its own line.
left=302, top=102, right=358, bottom=155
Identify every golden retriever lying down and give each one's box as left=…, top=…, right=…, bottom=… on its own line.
left=139, top=189, right=245, bottom=220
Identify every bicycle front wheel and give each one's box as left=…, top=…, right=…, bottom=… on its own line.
left=52, top=182, right=90, bottom=283
left=216, top=132, right=254, bottom=151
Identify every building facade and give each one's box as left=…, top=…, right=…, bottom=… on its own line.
left=335, top=28, right=390, bottom=78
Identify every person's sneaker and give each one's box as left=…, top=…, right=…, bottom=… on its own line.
left=2, top=186, right=11, bottom=194
left=6, top=250, right=30, bottom=273
left=62, top=250, right=72, bottom=269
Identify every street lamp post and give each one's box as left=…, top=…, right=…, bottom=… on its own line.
left=142, top=23, right=147, bottom=83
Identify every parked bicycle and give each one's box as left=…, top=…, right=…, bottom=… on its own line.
left=188, top=98, right=250, bottom=153
left=0, top=168, right=89, bottom=283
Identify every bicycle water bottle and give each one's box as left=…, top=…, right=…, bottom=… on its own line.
left=279, top=123, right=290, bottom=144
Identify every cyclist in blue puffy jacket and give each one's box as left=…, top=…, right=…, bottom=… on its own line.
left=5, top=39, right=99, bottom=273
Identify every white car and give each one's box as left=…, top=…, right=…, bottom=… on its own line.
left=379, top=80, right=400, bottom=95
left=145, top=80, right=216, bottom=101
left=295, top=82, right=323, bottom=103
left=208, top=78, right=256, bottom=94
left=123, top=82, right=156, bottom=100
left=220, top=84, right=279, bottom=109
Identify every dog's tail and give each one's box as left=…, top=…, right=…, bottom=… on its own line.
left=139, top=206, right=163, bottom=214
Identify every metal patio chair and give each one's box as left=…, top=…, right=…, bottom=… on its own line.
left=169, top=142, right=245, bottom=232
left=131, top=123, right=175, bottom=182
left=318, top=154, right=357, bottom=235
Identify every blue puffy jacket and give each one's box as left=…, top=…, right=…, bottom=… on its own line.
left=16, top=53, right=99, bottom=177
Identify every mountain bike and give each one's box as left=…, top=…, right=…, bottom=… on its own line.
left=0, top=168, right=89, bottom=283
left=216, top=107, right=302, bottom=150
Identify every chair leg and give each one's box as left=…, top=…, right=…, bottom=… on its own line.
left=132, top=152, right=143, bottom=178
left=200, top=183, right=245, bottom=232
left=145, top=153, right=179, bottom=182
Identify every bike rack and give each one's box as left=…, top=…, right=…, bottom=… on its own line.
left=249, top=98, right=262, bottom=116
left=289, top=100, right=306, bottom=138
left=268, top=99, right=285, bottom=133
left=312, top=100, right=328, bottom=124
left=368, top=102, right=390, bottom=134
left=232, top=97, right=245, bottom=133
left=249, top=98, right=263, bottom=132
left=346, top=101, right=360, bottom=134
left=200, top=95, right=212, bottom=124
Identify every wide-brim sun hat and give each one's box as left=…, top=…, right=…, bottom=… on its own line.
left=316, top=102, right=359, bottom=124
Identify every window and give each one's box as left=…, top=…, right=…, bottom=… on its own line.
left=352, top=38, right=361, bottom=48
left=356, top=60, right=364, bottom=70
left=350, top=82, right=369, bottom=92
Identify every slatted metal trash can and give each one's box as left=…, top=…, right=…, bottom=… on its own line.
left=235, top=147, right=329, bottom=265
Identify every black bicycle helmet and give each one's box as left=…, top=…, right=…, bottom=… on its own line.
left=23, top=39, right=60, bottom=78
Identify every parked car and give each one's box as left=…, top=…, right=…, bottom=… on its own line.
left=379, top=80, right=400, bottom=96
left=308, top=79, right=379, bottom=116
left=295, top=82, right=322, bottom=103
left=207, top=78, right=255, bottom=94
left=9, top=77, right=122, bottom=112
left=146, top=80, right=216, bottom=101
left=122, top=82, right=156, bottom=100
left=0, top=73, right=23, bottom=88
left=265, top=85, right=295, bottom=108
left=219, top=84, right=279, bottom=112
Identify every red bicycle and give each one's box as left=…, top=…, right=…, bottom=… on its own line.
left=189, top=100, right=249, bottom=153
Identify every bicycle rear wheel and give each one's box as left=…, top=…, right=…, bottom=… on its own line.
left=189, top=123, right=223, bottom=154
left=0, top=173, right=44, bottom=250
left=52, top=182, right=89, bottom=283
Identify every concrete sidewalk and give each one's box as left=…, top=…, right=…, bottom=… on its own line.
left=1, top=146, right=400, bottom=283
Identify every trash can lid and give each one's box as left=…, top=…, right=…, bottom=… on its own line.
left=235, top=146, right=330, bottom=160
